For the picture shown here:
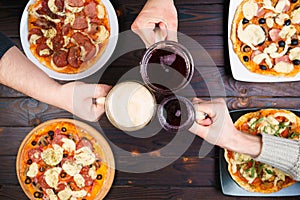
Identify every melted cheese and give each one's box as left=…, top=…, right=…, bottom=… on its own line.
left=279, top=25, right=296, bottom=39
left=264, top=43, right=277, bottom=54
left=266, top=18, right=274, bottom=28
left=42, top=27, right=57, bottom=39
left=74, top=174, right=85, bottom=188
left=240, top=166, right=257, bottom=184
left=62, top=138, right=76, bottom=152
left=26, top=162, right=38, bottom=178
left=41, top=144, right=64, bottom=166
left=58, top=186, right=72, bottom=200
left=46, top=38, right=53, bottom=50
left=253, top=53, right=273, bottom=68
left=47, top=0, right=64, bottom=16
left=292, top=7, right=300, bottom=24
left=74, top=147, right=96, bottom=166
left=44, top=167, right=62, bottom=189
left=95, top=25, right=109, bottom=43
left=46, top=189, right=58, bottom=200
left=72, top=190, right=88, bottom=198
left=97, top=4, right=105, bottom=19
left=274, top=112, right=296, bottom=123
left=289, top=47, right=300, bottom=60
left=88, top=166, right=97, bottom=180
left=270, top=43, right=289, bottom=58
left=39, top=48, right=51, bottom=56
left=62, top=161, right=82, bottom=176
left=274, top=61, right=294, bottom=73
left=275, top=0, right=289, bottom=13
left=275, top=13, right=289, bottom=26
left=238, top=22, right=265, bottom=50
left=64, top=12, right=76, bottom=25
left=29, top=34, right=41, bottom=45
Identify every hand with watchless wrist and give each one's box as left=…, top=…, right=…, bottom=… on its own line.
left=131, top=0, right=178, bottom=48
left=189, top=98, right=262, bottom=157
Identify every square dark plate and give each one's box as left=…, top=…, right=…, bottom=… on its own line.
left=220, top=108, right=300, bottom=197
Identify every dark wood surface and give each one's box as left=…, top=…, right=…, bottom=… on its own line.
left=0, top=0, right=299, bottom=199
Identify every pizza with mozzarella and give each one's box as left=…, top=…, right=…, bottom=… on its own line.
left=224, top=109, right=299, bottom=193
left=231, top=0, right=300, bottom=77
left=17, top=119, right=114, bottom=200
left=27, top=0, right=110, bottom=74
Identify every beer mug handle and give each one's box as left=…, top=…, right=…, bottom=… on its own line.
left=95, top=97, right=106, bottom=105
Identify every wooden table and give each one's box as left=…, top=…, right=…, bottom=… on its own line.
left=0, top=0, right=299, bottom=199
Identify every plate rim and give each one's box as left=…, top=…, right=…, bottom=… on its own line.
left=16, top=118, right=115, bottom=199
left=219, top=108, right=300, bottom=196
left=20, top=0, right=119, bottom=81
left=227, top=0, right=300, bottom=82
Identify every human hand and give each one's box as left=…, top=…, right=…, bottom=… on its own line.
left=188, top=98, right=238, bottom=149
left=131, top=0, right=178, bottom=48
left=59, top=82, right=111, bottom=122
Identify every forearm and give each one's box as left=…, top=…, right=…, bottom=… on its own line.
left=224, top=129, right=262, bottom=157
left=0, top=46, right=67, bottom=111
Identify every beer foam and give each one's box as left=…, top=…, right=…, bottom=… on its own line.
left=106, top=82, right=155, bottom=129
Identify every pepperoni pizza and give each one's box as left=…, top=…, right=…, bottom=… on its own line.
left=17, top=119, right=114, bottom=200
left=224, top=109, right=299, bottom=193
left=231, top=0, right=300, bottom=77
left=27, top=0, right=110, bottom=74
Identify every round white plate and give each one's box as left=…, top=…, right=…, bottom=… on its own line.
left=20, top=0, right=118, bottom=80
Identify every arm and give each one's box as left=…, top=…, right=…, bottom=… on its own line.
left=0, top=33, right=110, bottom=122
left=189, top=98, right=300, bottom=180
left=131, top=0, right=178, bottom=48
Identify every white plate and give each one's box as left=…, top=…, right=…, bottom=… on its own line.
left=20, top=0, right=118, bottom=81
left=228, top=0, right=300, bottom=82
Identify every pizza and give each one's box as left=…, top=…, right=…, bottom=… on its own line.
left=224, top=109, right=300, bottom=193
left=27, top=0, right=110, bottom=74
left=231, top=0, right=300, bottom=77
left=16, top=119, right=114, bottom=200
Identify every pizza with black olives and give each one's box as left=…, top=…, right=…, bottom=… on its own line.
left=17, top=119, right=114, bottom=200
left=224, top=109, right=300, bottom=193
left=231, top=0, right=300, bottom=77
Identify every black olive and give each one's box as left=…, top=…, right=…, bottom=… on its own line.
left=258, top=18, right=266, bottom=24
left=39, top=193, right=43, bottom=198
left=25, top=177, right=31, bottom=184
left=39, top=167, right=45, bottom=172
left=61, top=127, right=67, bottom=132
left=63, top=153, right=68, bottom=158
left=258, top=41, right=264, bottom=46
left=242, top=45, right=251, bottom=52
left=291, top=0, right=297, bottom=3
left=60, top=172, right=67, bottom=178
left=242, top=18, right=249, bottom=24
left=50, top=136, right=54, bottom=140
left=278, top=40, right=285, bottom=47
left=96, top=174, right=103, bottom=180
left=31, top=141, right=37, bottom=146
left=27, top=159, right=32, bottom=165
left=243, top=56, right=249, bottom=62
left=48, top=130, right=54, bottom=137
left=284, top=19, right=291, bottom=26
left=34, top=192, right=41, bottom=198
left=291, top=39, right=298, bottom=45
left=259, top=65, right=267, bottom=70
left=293, top=59, right=300, bottom=65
